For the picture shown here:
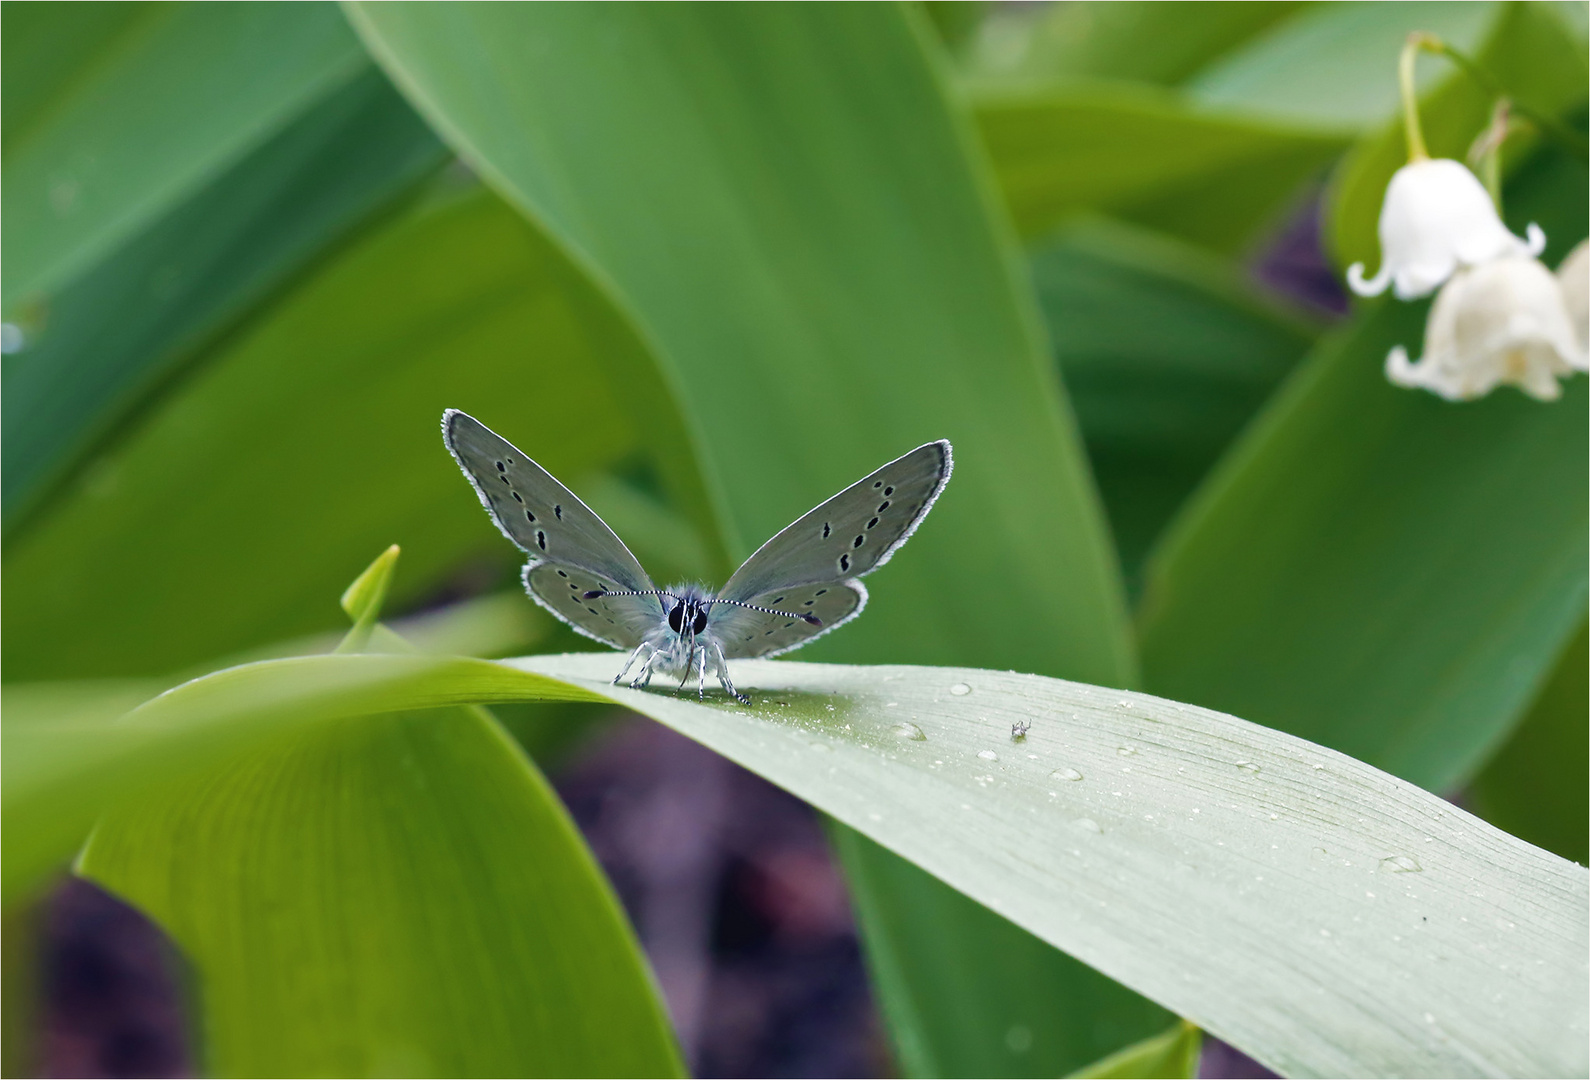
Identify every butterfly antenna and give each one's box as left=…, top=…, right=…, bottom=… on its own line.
left=584, top=588, right=679, bottom=602
left=709, top=598, right=823, bottom=627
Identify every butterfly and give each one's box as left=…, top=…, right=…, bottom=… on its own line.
left=442, top=410, right=952, bottom=703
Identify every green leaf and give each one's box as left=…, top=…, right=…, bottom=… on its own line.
left=1139, top=302, right=1586, bottom=792
left=1032, top=219, right=1319, bottom=590
left=1466, top=619, right=1589, bottom=866
left=2, top=64, right=448, bottom=533
left=2, top=2, right=368, bottom=306
left=2, top=186, right=653, bottom=680
left=1139, top=133, right=1589, bottom=795
left=12, top=651, right=1587, bottom=1077
left=972, top=84, right=1345, bottom=248
left=1326, top=1, right=1589, bottom=273
left=1183, top=1, right=1501, bottom=131
left=79, top=704, right=683, bottom=1077
left=347, top=4, right=1154, bottom=1073
left=962, top=2, right=1307, bottom=88
left=1070, top=1020, right=1201, bottom=1079
left=337, top=544, right=401, bottom=652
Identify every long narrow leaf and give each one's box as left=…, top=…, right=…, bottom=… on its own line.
left=10, top=651, right=1585, bottom=1077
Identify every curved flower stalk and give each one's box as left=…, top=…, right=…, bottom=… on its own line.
left=1386, top=251, right=1588, bottom=401
left=1347, top=158, right=1545, bottom=300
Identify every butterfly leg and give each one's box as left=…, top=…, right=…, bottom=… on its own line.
left=695, top=646, right=709, bottom=699
left=711, top=640, right=750, bottom=704
left=675, top=634, right=697, bottom=695
left=615, top=641, right=651, bottom=686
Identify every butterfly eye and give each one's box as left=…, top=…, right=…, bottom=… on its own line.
left=692, top=609, right=708, bottom=634
left=668, top=602, right=685, bottom=633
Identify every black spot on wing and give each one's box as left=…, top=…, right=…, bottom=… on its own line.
left=536, top=530, right=547, bottom=550
left=839, top=553, right=850, bottom=572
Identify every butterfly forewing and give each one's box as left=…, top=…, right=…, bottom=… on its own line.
left=443, top=410, right=659, bottom=647
left=717, top=440, right=952, bottom=602
left=711, top=581, right=866, bottom=659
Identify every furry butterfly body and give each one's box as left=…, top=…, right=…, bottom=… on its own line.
left=442, top=410, right=952, bottom=701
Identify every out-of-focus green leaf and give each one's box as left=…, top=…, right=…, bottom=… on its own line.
left=1327, top=2, right=1589, bottom=273
left=81, top=704, right=683, bottom=1077
left=1184, top=2, right=1500, bottom=130
left=13, top=650, right=1587, bottom=1077
left=1032, top=219, right=1319, bottom=588
left=2, top=2, right=367, bottom=307
left=1140, top=136, right=1589, bottom=795
left=1070, top=1020, right=1201, bottom=1079
left=918, top=1, right=988, bottom=54
left=973, top=85, right=1344, bottom=249
left=2, top=187, right=650, bottom=680
left=963, top=2, right=1306, bottom=88
left=348, top=4, right=1158, bottom=1074
left=2, top=65, right=448, bottom=534
left=1466, top=620, right=1589, bottom=866
left=835, top=827, right=1171, bottom=1075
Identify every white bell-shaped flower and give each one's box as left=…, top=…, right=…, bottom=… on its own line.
left=1386, top=253, right=1588, bottom=401
left=1556, top=239, right=1587, bottom=351
left=1348, top=158, right=1545, bottom=300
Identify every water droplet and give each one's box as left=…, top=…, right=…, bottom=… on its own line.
left=1116, top=746, right=1137, bottom=757
left=1049, top=767, right=1083, bottom=781
left=1074, top=818, right=1102, bottom=833
left=1118, top=700, right=1132, bottom=708
left=891, top=722, right=926, bottom=741
left=1235, top=760, right=1260, bottom=775
left=978, top=749, right=998, bottom=761
left=1381, top=855, right=1422, bottom=873
left=949, top=682, right=971, bottom=696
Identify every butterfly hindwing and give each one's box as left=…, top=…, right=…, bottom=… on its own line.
left=717, top=441, right=952, bottom=602
left=443, top=409, right=659, bottom=647
left=710, top=581, right=866, bottom=659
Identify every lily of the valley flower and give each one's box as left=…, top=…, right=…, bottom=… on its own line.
left=1557, top=240, right=1587, bottom=351
left=1385, top=251, right=1588, bottom=401
left=1347, top=158, right=1545, bottom=300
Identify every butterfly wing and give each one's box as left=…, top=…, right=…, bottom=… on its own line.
left=711, top=440, right=951, bottom=659
left=442, top=409, right=661, bottom=648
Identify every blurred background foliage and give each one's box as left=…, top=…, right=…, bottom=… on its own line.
left=3, top=2, right=1585, bottom=1077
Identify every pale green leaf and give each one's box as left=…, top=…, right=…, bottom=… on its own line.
left=10, top=651, right=1586, bottom=1077
left=1183, top=2, right=1500, bottom=131
left=80, top=704, right=683, bottom=1077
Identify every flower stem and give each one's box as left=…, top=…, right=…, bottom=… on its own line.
left=1399, top=34, right=1431, bottom=161
left=1415, top=34, right=1589, bottom=159
left=1468, top=98, right=1510, bottom=209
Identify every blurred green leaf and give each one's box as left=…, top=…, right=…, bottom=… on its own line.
left=337, top=544, right=401, bottom=652
left=1466, top=619, right=1589, bottom=866
left=1032, top=219, right=1319, bottom=589
left=1327, top=1, right=1589, bottom=272
left=1184, top=1, right=1500, bottom=130
left=80, top=704, right=683, bottom=1077
left=2, top=2, right=367, bottom=306
left=835, top=827, right=1171, bottom=1076
left=973, top=85, right=1344, bottom=249
left=2, top=65, right=448, bottom=533
left=14, top=650, right=1587, bottom=1077
left=2, top=187, right=649, bottom=680
left=1139, top=131, right=1589, bottom=795
left=963, top=2, right=1306, bottom=88
left=1070, top=1020, right=1200, bottom=1079
left=348, top=4, right=1159, bottom=1073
